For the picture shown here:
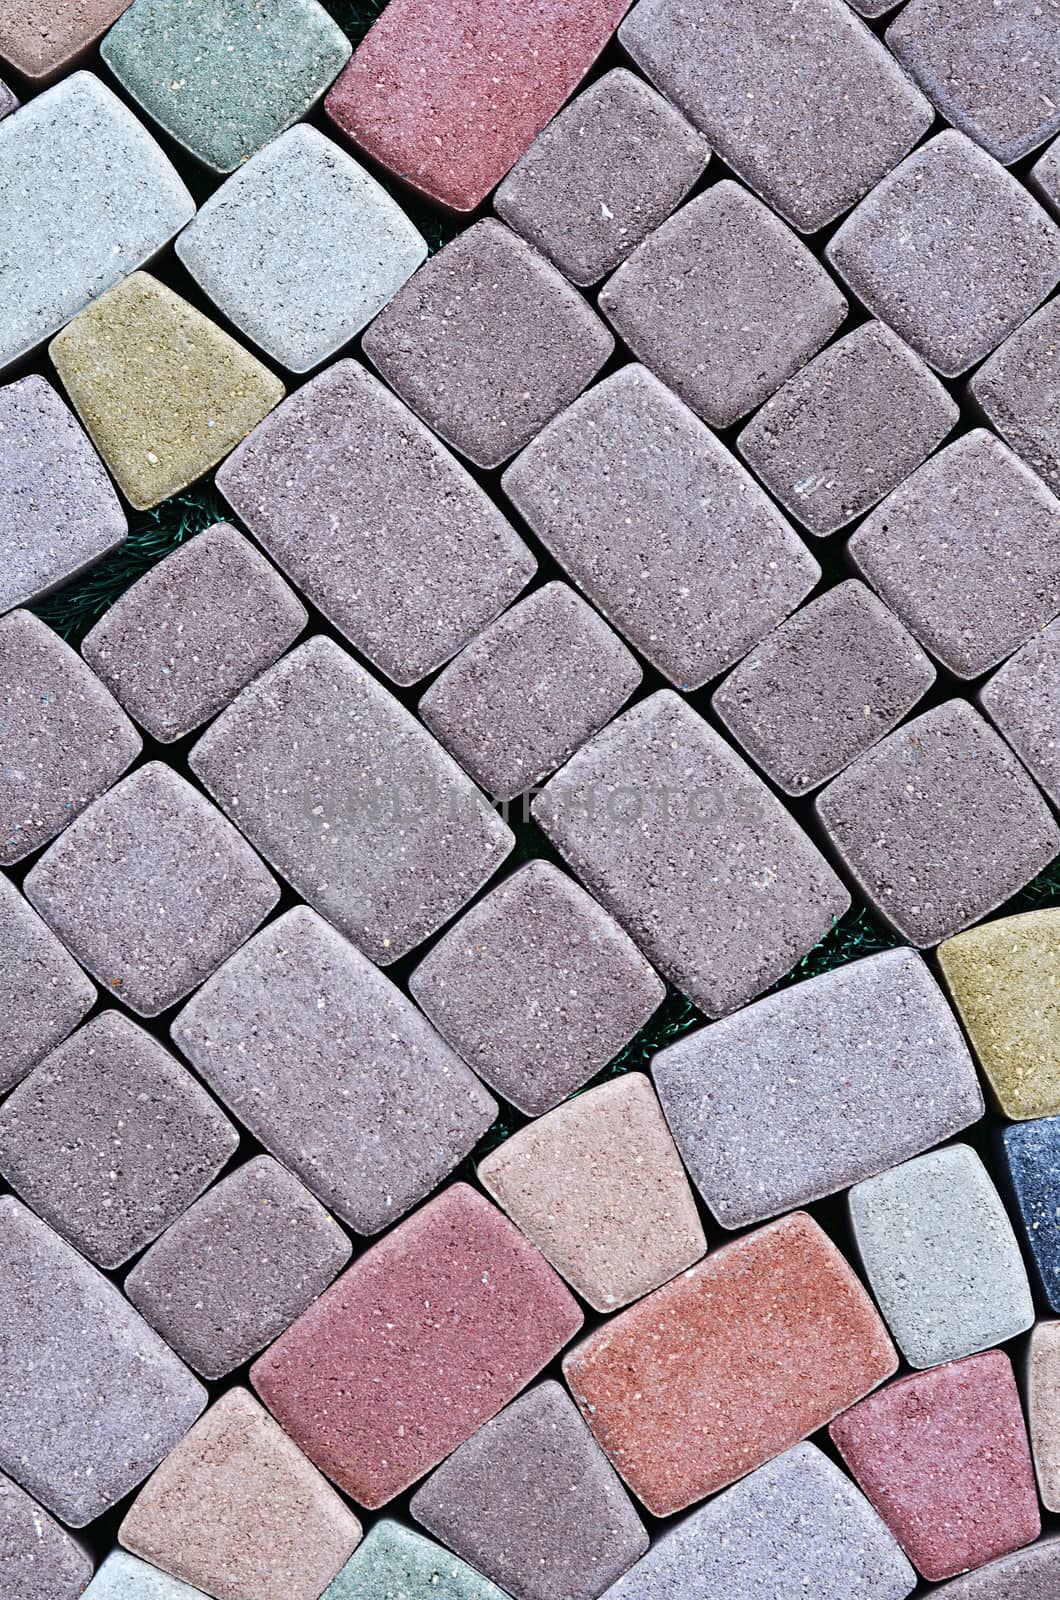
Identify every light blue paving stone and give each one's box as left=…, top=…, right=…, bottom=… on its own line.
left=324, top=1521, right=508, bottom=1600
left=85, top=1551, right=210, bottom=1599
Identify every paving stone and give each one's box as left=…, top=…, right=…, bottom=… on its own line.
left=250, top=1182, right=583, bottom=1509
left=0, top=72, right=193, bottom=371
left=50, top=272, right=284, bottom=512
left=563, top=1211, right=896, bottom=1516
left=324, top=0, right=628, bottom=213
left=0, top=377, right=126, bottom=615
left=598, top=184, right=847, bottom=429
left=410, top=1381, right=648, bottom=1600
left=0, top=1472, right=93, bottom=1600
left=971, top=295, right=1060, bottom=497
left=1031, top=136, right=1060, bottom=213
left=1003, top=1118, right=1060, bottom=1308
left=188, top=637, right=513, bottom=966
left=24, top=760, right=279, bottom=1018
left=0, top=1195, right=205, bottom=1526
left=1029, top=1321, right=1060, bottom=1511
left=85, top=1552, right=210, bottom=1600
left=887, top=0, right=1060, bottom=165
left=737, top=321, right=958, bottom=538
left=81, top=523, right=307, bottom=744
left=493, top=68, right=710, bottom=287
left=119, top=1388, right=362, bottom=1600
left=533, top=690, right=849, bottom=1019
left=830, top=1352, right=1040, bottom=1581
left=171, top=906, right=497, bottom=1232
left=101, top=0, right=351, bottom=175
left=827, top=131, right=1060, bottom=376
left=502, top=365, right=820, bottom=690
left=408, top=862, right=665, bottom=1116
left=363, top=220, right=613, bottom=469
left=0, top=80, right=17, bottom=119
left=478, top=1073, right=706, bottom=1310
left=0, top=2, right=130, bottom=80
left=711, top=582, right=936, bottom=797
left=979, top=619, right=1060, bottom=806
left=324, top=1521, right=508, bottom=1600
left=216, top=361, right=535, bottom=686
left=938, top=909, right=1060, bottom=1118
left=0, top=874, right=95, bottom=1096
left=597, top=1443, right=916, bottom=1600
left=934, top=1540, right=1060, bottom=1599
left=418, top=582, right=642, bottom=802
left=848, top=429, right=1060, bottom=679
left=619, top=0, right=930, bottom=233
left=175, top=126, right=426, bottom=374
left=0, top=608, right=140, bottom=865
left=814, top=700, right=1060, bottom=948
left=653, top=947, right=983, bottom=1231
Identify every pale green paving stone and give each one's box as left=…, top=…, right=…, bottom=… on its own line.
left=324, top=1521, right=508, bottom=1600
left=85, top=1551, right=210, bottom=1599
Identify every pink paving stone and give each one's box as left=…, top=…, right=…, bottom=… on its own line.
left=324, top=0, right=629, bottom=213
left=251, top=1182, right=583, bottom=1510
left=830, top=1352, right=1041, bottom=1582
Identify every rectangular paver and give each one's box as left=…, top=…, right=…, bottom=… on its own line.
left=323, top=1522, right=507, bottom=1600
left=971, top=295, right=1060, bottom=496
left=934, top=1540, right=1060, bottom=1599
left=980, top=617, right=1060, bottom=806
left=84, top=1552, right=210, bottom=1599
left=1003, top=1117, right=1060, bottom=1308
left=0, top=873, right=94, bottom=1095
left=0, top=1473, right=93, bottom=1600
left=1029, top=1321, right=1060, bottom=1511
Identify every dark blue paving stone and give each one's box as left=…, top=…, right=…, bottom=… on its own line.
left=1003, top=1117, right=1060, bottom=1311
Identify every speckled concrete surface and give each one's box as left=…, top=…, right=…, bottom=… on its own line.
left=0, top=1, right=131, bottom=81
left=0, top=79, right=17, bottom=118
left=0, top=1472, right=93, bottom=1600
left=324, top=1521, right=508, bottom=1600
left=935, top=1539, right=1060, bottom=1599
left=84, top=1551, right=210, bottom=1600
left=1029, top=1322, right=1060, bottom=1511
left=1004, top=1117, right=1060, bottom=1309
left=980, top=618, right=1060, bottom=806
left=971, top=293, right=1060, bottom=495
left=0, top=873, right=95, bottom=1095
left=1032, top=136, right=1060, bottom=212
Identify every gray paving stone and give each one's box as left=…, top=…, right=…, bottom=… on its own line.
left=598, top=183, right=847, bottom=429
left=1031, top=136, right=1060, bottom=214
left=188, top=636, right=513, bottom=966
left=827, top=131, right=1060, bottom=376
left=0, top=1195, right=205, bottom=1526
left=532, top=690, right=849, bottom=1018
left=737, top=321, right=958, bottom=537
left=493, top=68, right=710, bottom=287
left=815, top=699, right=1060, bottom=947
left=0, top=873, right=95, bottom=1096
left=970, top=294, right=1060, bottom=496
left=0, top=71, right=193, bottom=371
left=711, top=581, right=936, bottom=797
left=175, top=125, right=426, bottom=373
left=217, top=361, right=535, bottom=687
left=979, top=618, right=1060, bottom=806
left=84, top=1551, right=210, bottom=1600
left=24, top=760, right=279, bottom=1017
left=0, top=376, right=127, bottom=614
left=0, top=80, right=17, bottom=119
left=0, top=1010, right=237, bottom=1270
left=362, top=219, right=614, bottom=469
left=172, top=907, right=497, bottom=1231
left=848, top=429, right=1060, bottom=680
left=653, top=947, right=983, bottom=1230
left=418, top=582, right=642, bottom=802
left=934, top=1540, right=1060, bottom=1600
left=619, top=0, right=931, bottom=233
left=0, top=1472, right=93, bottom=1600
left=502, top=365, right=819, bottom=691
left=81, top=523, right=307, bottom=743
left=408, top=861, right=665, bottom=1117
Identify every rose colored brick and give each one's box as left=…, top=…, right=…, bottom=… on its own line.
left=562, top=1211, right=896, bottom=1516
left=830, top=1352, right=1040, bottom=1581
left=251, top=1183, right=583, bottom=1509
left=0, top=873, right=94, bottom=1095
left=0, top=1473, right=93, bottom=1600
left=84, top=1552, right=210, bottom=1600
left=971, top=297, right=1060, bottom=498
left=1029, top=1321, right=1060, bottom=1511
left=1003, top=1117, right=1060, bottom=1308
left=324, top=1522, right=507, bottom=1600
left=324, top=0, right=627, bottom=212
left=934, top=1540, right=1060, bottom=1599
left=980, top=619, right=1060, bottom=806
left=0, top=1, right=130, bottom=80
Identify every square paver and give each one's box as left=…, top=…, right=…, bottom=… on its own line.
left=814, top=700, right=1060, bottom=948
left=598, top=1443, right=916, bottom=1600
left=1003, top=1117, right=1060, bottom=1309
left=0, top=1, right=131, bottom=80
left=0, top=1473, right=93, bottom=1600
left=737, top=321, right=958, bottom=537
left=171, top=906, right=497, bottom=1232
left=848, top=429, right=1060, bottom=680
left=323, top=1522, right=507, bottom=1600
left=563, top=1210, right=895, bottom=1516
left=0, top=873, right=94, bottom=1095
left=598, top=183, right=847, bottom=428
left=0, top=378, right=126, bottom=614
left=0, top=1196, right=205, bottom=1526
left=84, top=1552, right=211, bottom=1599
left=410, top=1381, right=649, bottom=1600
left=1030, top=1321, right=1060, bottom=1511
left=479, top=1073, right=705, bottom=1310
left=362, top=220, right=613, bottom=469
left=653, top=947, right=983, bottom=1231
left=619, top=0, right=931, bottom=233
left=934, top=1540, right=1060, bottom=1599
left=24, top=760, right=279, bottom=1017
left=830, top=1352, right=1040, bottom=1581
left=0, top=608, right=140, bottom=865
left=324, top=0, right=628, bottom=212
left=408, top=862, right=665, bottom=1116
left=493, top=68, right=710, bottom=286
left=979, top=618, right=1060, bottom=806
left=502, top=365, right=820, bottom=690
left=711, top=581, right=936, bottom=797
left=827, top=131, right=1060, bottom=376
left=101, top=0, right=351, bottom=174
left=188, top=636, right=513, bottom=966
left=81, top=522, right=307, bottom=743
left=216, top=361, right=535, bottom=686
left=532, top=690, right=849, bottom=1018
left=119, top=1389, right=361, bottom=1600
left=971, top=295, right=1060, bottom=497
left=50, top=272, right=284, bottom=512
left=418, top=582, right=642, bottom=801
left=0, top=71, right=192, bottom=371
left=175, top=125, right=426, bottom=373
